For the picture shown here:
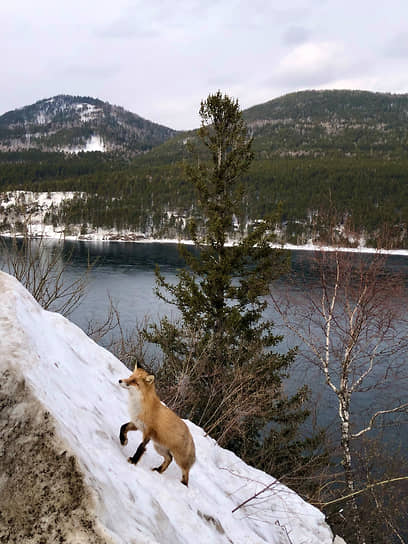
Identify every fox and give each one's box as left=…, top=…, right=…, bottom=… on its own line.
left=118, top=365, right=196, bottom=486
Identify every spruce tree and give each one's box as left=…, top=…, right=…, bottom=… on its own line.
left=146, top=91, right=316, bottom=479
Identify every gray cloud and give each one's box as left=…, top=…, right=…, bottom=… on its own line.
left=282, top=26, right=310, bottom=46
left=268, top=41, right=370, bottom=92
left=62, top=63, right=121, bottom=79
left=98, top=21, right=158, bottom=40
left=385, top=32, right=408, bottom=58
left=207, top=72, right=244, bottom=87
left=96, top=12, right=160, bottom=40
left=96, top=0, right=218, bottom=40
left=274, top=66, right=337, bottom=89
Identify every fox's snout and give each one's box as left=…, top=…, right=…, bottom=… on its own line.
left=118, top=379, right=128, bottom=388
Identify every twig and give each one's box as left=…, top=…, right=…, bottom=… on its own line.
left=320, top=476, right=408, bottom=507
left=232, top=479, right=279, bottom=513
left=352, top=403, right=408, bottom=438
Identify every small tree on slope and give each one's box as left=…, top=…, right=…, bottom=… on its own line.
left=146, top=91, right=323, bottom=483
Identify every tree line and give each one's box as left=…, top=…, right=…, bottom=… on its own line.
left=2, top=147, right=408, bottom=246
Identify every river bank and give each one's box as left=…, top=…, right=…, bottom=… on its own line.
left=3, top=228, right=408, bottom=258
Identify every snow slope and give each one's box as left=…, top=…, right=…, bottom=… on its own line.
left=0, top=271, right=345, bottom=544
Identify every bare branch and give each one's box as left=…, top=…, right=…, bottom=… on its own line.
left=352, top=403, right=408, bottom=438
left=231, top=478, right=280, bottom=514
left=320, top=476, right=408, bottom=508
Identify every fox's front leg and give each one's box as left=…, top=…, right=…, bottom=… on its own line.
left=128, top=436, right=150, bottom=465
left=119, top=422, right=137, bottom=446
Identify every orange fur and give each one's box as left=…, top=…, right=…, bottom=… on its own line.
left=119, top=367, right=195, bottom=486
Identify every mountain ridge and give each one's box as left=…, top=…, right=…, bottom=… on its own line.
left=116, top=88, right=408, bottom=162
left=242, top=89, right=408, bottom=157
left=2, top=89, right=408, bottom=158
left=0, top=94, right=176, bottom=155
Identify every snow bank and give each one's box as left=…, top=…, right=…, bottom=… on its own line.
left=0, top=271, right=345, bottom=544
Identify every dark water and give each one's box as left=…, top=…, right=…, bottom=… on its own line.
left=2, top=239, right=408, bottom=453
left=66, top=241, right=186, bottom=329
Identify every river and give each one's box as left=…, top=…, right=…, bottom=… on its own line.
left=2, top=238, right=408, bottom=455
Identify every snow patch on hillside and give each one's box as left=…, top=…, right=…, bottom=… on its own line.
left=62, top=134, right=105, bottom=153
left=36, top=112, right=47, bottom=125
left=1, top=190, right=80, bottom=209
left=77, top=103, right=101, bottom=122
left=0, top=271, right=345, bottom=544
left=84, top=134, right=105, bottom=152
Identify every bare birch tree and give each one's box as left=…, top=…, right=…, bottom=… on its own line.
left=0, top=232, right=93, bottom=316
left=270, top=249, right=408, bottom=544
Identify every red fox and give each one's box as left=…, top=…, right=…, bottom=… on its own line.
left=119, top=366, right=196, bottom=486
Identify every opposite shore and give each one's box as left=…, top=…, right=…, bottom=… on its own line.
left=2, top=190, right=408, bottom=257
left=2, top=228, right=408, bottom=258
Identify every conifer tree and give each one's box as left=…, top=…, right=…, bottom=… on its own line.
left=146, top=91, right=317, bottom=479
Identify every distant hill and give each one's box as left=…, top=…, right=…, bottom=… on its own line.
left=0, top=95, right=176, bottom=155
left=130, top=89, right=408, bottom=164
left=3, top=90, right=408, bottom=159
left=243, top=89, right=408, bottom=157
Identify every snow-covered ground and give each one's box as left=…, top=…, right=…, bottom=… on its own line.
left=0, top=271, right=345, bottom=544
left=0, top=190, right=148, bottom=240
left=0, top=190, right=80, bottom=210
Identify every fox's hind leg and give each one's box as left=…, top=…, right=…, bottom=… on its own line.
left=119, top=422, right=137, bottom=446
left=152, top=443, right=173, bottom=474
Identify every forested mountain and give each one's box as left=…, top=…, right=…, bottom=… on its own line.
left=0, top=95, right=176, bottom=154
left=143, top=89, right=408, bottom=160
left=1, top=90, right=408, bottom=247
left=244, top=90, right=408, bottom=157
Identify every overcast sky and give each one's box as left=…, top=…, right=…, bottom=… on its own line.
left=2, top=0, right=408, bottom=129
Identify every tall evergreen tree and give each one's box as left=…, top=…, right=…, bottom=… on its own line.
left=146, top=92, right=318, bottom=479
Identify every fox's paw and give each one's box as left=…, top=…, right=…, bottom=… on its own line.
left=120, top=437, right=128, bottom=446
left=128, top=457, right=136, bottom=465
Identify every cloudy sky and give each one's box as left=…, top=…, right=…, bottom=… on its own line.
left=2, top=0, right=408, bottom=129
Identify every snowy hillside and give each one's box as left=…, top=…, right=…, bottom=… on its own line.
left=0, top=190, right=149, bottom=240
left=0, top=271, right=345, bottom=544
left=0, top=95, right=175, bottom=154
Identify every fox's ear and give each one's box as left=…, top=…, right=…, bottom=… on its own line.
left=133, top=360, right=144, bottom=372
left=144, top=374, right=155, bottom=385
